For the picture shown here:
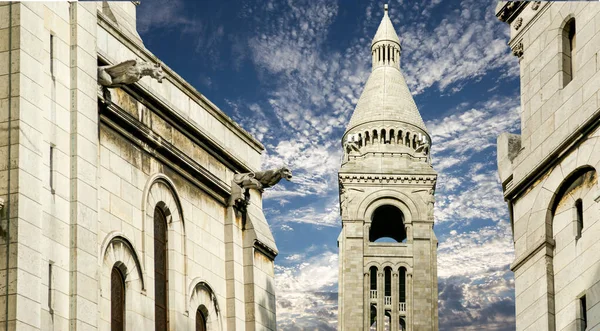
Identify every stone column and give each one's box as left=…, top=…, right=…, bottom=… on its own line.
left=391, top=272, right=399, bottom=331
left=364, top=272, right=370, bottom=330
left=408, top=273, right=413, bottom=330
left=406, top=224, right=413, bottom=242
left=377, top=271, right=384, bottom=331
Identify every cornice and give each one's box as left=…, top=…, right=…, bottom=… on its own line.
left=99, top=98, right=231, bottom=205
left=504, top=107, right=600, bottom=201
left=339, top=174, right=437, bottom=184
left=96, top=11, right=265, bottom=154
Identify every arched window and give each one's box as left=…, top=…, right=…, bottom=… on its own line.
left=111, top=267, right=125, bottom=331
left=369, top=205, right=406, bottom=243
left=399, top=318, right=406, bottom=330
left=562, top=18, right=576, bottom=86
left=575, top=198, right=583, bottom=240
left=154, top=206, right=168, bottom=331
left=196, top=308, right=207, bottom=331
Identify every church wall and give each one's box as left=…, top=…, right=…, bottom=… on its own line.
left=0, top=2, right=275, bottom=331
left=497, top=2, right=600, bottom=330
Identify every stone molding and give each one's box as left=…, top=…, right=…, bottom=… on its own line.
left=504, top=106, right=600, bottom=201
left=98, top=64, right=257, bottom=175
left=339, top=174, right=436, bottom=184
left=510, top=237, right=555, bottom=272
left=188, top=279, right=224, bottom=331
left=100, top=98, right=231, bottom=204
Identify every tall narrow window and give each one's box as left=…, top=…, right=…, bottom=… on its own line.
left=399, top=268, right=406, bottom=303
left=579, top=295, right=587, bottom=330
left=48, top=262, right=54, bottom=314
left=562, top=18, right=576, bottom=86
left=50, top=145, right=55, bottom=194
left=111, top=267, right=125, bottom=331
left=154, top=206, right=168, bottom=331
left=50, top=34, right=54, bottom=78
left=196, top=308, right=207, bottom=331
left=384, top=268, right=391, bottom=300
left=575, top=199, right=583, bottom=239
left=370, top=267, right=377, bottom=293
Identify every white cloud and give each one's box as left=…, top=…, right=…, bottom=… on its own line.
left=437, top=223, right=514, bottom=279
left=276, top=250, right=339, bottom=330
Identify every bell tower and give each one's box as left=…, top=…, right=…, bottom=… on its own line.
left=337, top=5, right=439, bottom=331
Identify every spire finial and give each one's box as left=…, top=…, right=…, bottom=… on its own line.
left=384, top=4, right=388, bottom=13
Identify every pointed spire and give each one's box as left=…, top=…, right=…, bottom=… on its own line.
left=372, top=4, right=400, bottom=48
left=344, top=4, right=428, bottom=140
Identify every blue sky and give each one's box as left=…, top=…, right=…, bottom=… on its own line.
left=138, top=0, right=520, bottom=329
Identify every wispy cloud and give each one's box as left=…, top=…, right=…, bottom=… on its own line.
left=437, top=224, right=515, bottom=330
left=276, top=250, right=339, bottom=331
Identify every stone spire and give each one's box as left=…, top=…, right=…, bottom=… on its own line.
left=344, top=4, right=429, bottom=156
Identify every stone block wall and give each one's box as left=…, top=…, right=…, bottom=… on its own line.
left=0, top=2, right=276, bottom=331
left=497, top=2, right=600, bottom=331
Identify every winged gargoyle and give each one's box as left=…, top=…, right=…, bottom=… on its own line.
left=98, top=59, right=165, bottom=104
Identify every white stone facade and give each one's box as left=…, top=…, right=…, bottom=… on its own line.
left=337, top=6, right=438, bottom=331
left=497, top=2, right=600, bottom=331
left=0, top=2, right=277, bottom=331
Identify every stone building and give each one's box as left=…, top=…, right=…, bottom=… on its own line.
left=0, top=1, right=283, bottom=330
left=337, top=5, right=438, bottom=331
left=496, top=2, right=600, bottom=331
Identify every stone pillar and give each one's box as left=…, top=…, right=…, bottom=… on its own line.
left=377, top=271, right=384, bottom=331
left=392, top=272, right=399, bottom=331
left=69, top=3, right=100, bottom=330
left=224, top=205, right=245, bottom=330
left=364, top=272, right=370, bottom=330
left=407, top=273, right=413, bottom=330
left=406, top=224, right=413, bottom=242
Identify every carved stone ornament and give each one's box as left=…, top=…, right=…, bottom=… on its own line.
left=231, top=167, right=292, bottom=212
left=0, top=197, right=4, bottom=212
left=514, top=17, right=523, bottom=30
left=498, top=1, right=522, bottom=22
left=98, top=59, right=165, bottom=104
left=233, top=167, right=292, bottom=192
left=512, top=42, right=524, bottom=58
left=531, top=1, right=541, bottom=10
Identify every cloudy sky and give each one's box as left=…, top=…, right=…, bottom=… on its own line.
left=138, top=0, right=520, bottom=329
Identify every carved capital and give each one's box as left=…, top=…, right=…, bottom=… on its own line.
left=531, top=1, right=541, bottom=10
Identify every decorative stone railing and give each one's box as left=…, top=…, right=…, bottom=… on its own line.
left=399, top=302, right=406, bottom=312
left=384, top=296, right=392, bottom=306
left=370, top=290, right=378, bottom=299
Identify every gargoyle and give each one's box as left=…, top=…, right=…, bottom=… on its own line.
left=98, top=59, right=165, bottom=104
left=233, top=167, right=293, bottom=192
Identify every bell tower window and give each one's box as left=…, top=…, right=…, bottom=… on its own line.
left=369, top=205, right=406, bottom=243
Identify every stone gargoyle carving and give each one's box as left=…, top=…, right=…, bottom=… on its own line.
left=234, top=167, right=292, bottom=192
left=231, top=167, right=292, bottom=212
left=98, top=59, right=165, bottom=104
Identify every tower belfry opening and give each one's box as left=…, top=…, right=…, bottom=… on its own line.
left=337, top=4, right=438, bottom=331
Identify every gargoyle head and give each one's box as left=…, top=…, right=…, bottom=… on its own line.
left=151, top=63, right=165, bottom=83
left=280, top=167, right=293, bottom=181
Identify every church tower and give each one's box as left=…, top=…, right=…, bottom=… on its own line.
left=337, top=5, right=439, bottom=331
